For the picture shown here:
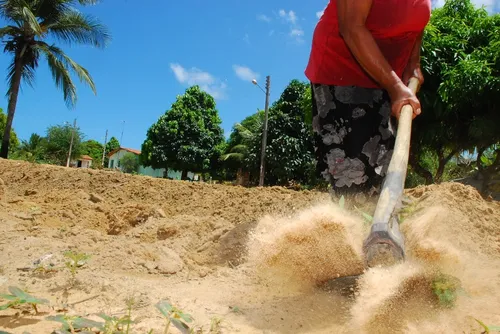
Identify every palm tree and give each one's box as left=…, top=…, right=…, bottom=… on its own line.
left=0, top=0, right=110, bottom=158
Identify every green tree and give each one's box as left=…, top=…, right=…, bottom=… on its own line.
left=102, top=136, right=120, bottom=167
left=222, top=111, right=264, bottom=180
left=81, top=139, right=104, bottom=165
left=0, top=0, right=111, bottom=158
left=12, top=133, right=47, bottom=162
left=410, top=0, right=500, bottom=184
left=261, top=79, right=316, bottom=186
left=120, top=152, right=139, bottom=174
left=0, top=108, right=19, bottom=153
left=141, top=85, right=225, bottom=179
left=44, top=122, right=84, bottom=165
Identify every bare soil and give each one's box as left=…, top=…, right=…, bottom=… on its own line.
left=0, top=159, right=499, bottom=333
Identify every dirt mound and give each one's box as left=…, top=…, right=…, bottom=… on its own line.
left=0, top=159, right=499, bottom=333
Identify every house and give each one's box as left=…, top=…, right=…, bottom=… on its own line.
left=69, top=155, right=93, bottom=168
left=77, top=155, right=93, bottom=168
left=107, top=147, right=199, bottom=180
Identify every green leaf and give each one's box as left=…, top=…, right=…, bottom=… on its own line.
left=155, top=300, right=173, bottom=317
left=338, top=195, right=345, bottom=209
left=170, top=318, right=190, bottom=334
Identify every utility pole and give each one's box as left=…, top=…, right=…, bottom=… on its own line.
left=259, top=75, right=271, bottom=187
left=120, top=120, right=125, bottom=145
left=101, top=129, right=108, bottom=167
left=66, top=118, right=77, bottom=168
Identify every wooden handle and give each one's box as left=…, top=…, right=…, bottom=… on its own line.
left=370, top=77, right=420, bottom=227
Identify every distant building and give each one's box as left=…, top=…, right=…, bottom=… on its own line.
left=107, top=147, right=199, bottom=180
left=70, top=155, right=93, bottom=168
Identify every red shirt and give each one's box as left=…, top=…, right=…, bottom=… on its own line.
left=305, top=0, right=431, bottom=88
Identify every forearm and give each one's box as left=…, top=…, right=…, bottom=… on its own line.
left=341, top=26, right=403, bottom=94
left=407, top=31, right=423, bottom=66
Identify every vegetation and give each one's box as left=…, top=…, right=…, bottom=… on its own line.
left=0, top=0, right=111, bottom=159
left=0, top=286, right=49, bottom=314
left=140, top=85, right=225, bottom=180
left=0, top=0, right=497, bottom=196
left=410, top=0, right=500, bottom=188
left=0, top=108, right=19, bottom=153
left=120, top=152, right=140, bottom=174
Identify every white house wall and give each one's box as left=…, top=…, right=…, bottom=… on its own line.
left=108, top=149, right=197, bottom=180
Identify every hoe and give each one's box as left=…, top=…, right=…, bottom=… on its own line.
left=323, top=77, right=420, bottom=291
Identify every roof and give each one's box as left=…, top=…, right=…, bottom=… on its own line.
left=79, top=155, right=93, bottom=160
left=107, top=147, right=141, bottom=158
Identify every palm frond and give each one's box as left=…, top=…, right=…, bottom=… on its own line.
left=229, top=144, right=249, bottom=154
left=0, top=25, right=21, bottom=39
left=0, top=0, right=43, bottom=35
left=77, top=0, right=100, bottom=5
left=36, top=41, right=96, bottom=99
left=221, top=152, right=245, bottom=162
left=21, top=5, right=43, bottom=35
left=45, top=9, right=110, bottom=47
left=35, top=42, right=77, bottom=108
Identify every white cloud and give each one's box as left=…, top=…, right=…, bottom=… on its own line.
left=243, top=33, right=250, bottom=45
left=277, top=8, right=304, bottom=43
left=170, top=63, right=227, bottom=100
left=290, top=28, right=304, bottom=37
left=279, top=9, right=298, bottom=24
left=316, top=10, right=324, bottom=18
left=257, top=14, right=271, bottom=22
left=233, top=65, right=259, bottom=82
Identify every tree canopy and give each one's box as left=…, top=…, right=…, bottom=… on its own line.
left=81, top=139, right=104, bottom=165
left=0, top=108, right=18, bottom=152
left=0, top=0, right=110, bottom=158
left=140, top=85, right=225, bottom=179
left=44, top=122, right=84, bottom=165
left=411, top=0, right=500, bottom=183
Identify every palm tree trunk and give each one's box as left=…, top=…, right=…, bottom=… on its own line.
left=0, top=58, right=23, bottom=159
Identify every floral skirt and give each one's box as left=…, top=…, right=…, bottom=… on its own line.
left=311, top=83, right=397, bottom=197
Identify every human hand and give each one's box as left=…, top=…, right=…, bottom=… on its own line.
left=402, top=64, right=424, bottom=91
left=388, top=82, right=421, bottom=120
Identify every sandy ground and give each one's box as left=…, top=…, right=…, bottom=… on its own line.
left=0, top=158, right=499, bottom=333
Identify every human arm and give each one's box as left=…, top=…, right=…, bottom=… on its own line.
left=337, top=0, right=421, bottom=119
left=402, top=31, right=424, bottom=89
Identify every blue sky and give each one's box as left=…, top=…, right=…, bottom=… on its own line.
left=0, top=0, right=498, bottom=150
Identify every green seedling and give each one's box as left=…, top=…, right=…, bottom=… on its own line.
left=210, top=316, right=222, bottom=333
left=338, top=195, right=345, bottom=209
left=474, top=318, right=500, bottom=333
left=0, top=286, right=49, bottom=314
left=46, top=314, right=104, bottom=333
left=353, top=206, right=373, bottom=226
left=431, top=273, right=462, bottom=308
left=63, top=250, right=91, bottom=280
left=98, top=312, right=135, bottom=334
left=155, top=300, right=194, bottom=334
left=228, top=305, right=243, bottom=315
left=124, top=296, right=136, bottom=334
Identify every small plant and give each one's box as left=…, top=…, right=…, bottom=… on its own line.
left=63, top=250, right=91, bottom=280
left=338, top=195, right=345, bottom=209
left=0, top=286, right=49, bottom=314
left=210, top=316, right=222, bottom=333
left=155, top=300, right=194, bottom=334
left=46, top=314, right=104, bottom=333
left=228, top=305, right=243, bottom=315
left=474, top=318, right=500, bottom=333
left=98, top=312, right=134, bottom=333
left=431, top=273, right=462, bottom=308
